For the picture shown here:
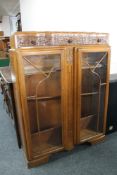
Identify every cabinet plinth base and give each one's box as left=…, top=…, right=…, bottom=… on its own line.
left=65, top=143, right=74, bottom=151
left=27, top=155, right=49, bottom=168
left=88, top=135, right=105, bottom=145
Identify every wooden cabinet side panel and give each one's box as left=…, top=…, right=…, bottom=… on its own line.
left=103, top=49, right=111, bottom=133
left=9, top=50, right=32, bottom=160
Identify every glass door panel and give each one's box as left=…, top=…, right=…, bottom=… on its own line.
left=80, top=51, right=108, bottom=141
left=22, top=53, right=62, bottom=155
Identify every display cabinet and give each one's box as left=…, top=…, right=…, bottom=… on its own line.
left=9, top=32, right=110, bottom=167
left=10, top=47, right=73, bottom=167
left=74, top=47, right=110, bottom=144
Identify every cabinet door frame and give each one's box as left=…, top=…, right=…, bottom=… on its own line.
left=74, top=46, right=110, bottom=144
left=14, top=47, right=73, bottom=160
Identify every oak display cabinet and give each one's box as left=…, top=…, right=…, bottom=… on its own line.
left=10, top=47, right=73, bottom=167
left=10, top=32, right=110, bottom=167
left=74, top=48, right=110, bottom=144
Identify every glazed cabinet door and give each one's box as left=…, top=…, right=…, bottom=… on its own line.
left=12, top=47, right=73, bottom=161
left=74, top=47, right=110, bottom=144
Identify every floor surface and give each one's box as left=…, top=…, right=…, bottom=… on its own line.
left=0, top=94, right=117, bottom=175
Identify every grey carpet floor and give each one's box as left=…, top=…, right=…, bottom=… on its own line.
left=0, top=94, right=117, bottom=175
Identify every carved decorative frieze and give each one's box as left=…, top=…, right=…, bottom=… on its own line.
left=13, top=32, right=109, bottom=48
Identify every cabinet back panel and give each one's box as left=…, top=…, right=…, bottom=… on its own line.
left=27, top=95, right=61, bottom=133
left=25, top=72, right=61, bottom=97
left=81, top=95, right=98, bottom=117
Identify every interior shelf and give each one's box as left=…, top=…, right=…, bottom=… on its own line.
left=82, top=64, right=102, bottom=70
left=81, top=83, right=107, bottom=96
left=31, top=126, right=62, bottom=156
left=27, top=95, right=61, bottom=101
left=81, top=114, right=96, bottom=119
left=100, top=83, right=107, bottom=86
left=81, top=92, right=98, bottom=96
left=80, top=129, right=101, bottom=141
left=24, top=67, right=61, bottom=76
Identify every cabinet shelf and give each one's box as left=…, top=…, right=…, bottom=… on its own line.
left=27, top=95, right=61, bottom=101
left=31, top=126, right=62, bottom=156
left=24, top=67, right=61, bottom=76
left=81, top=92, right=98, bottom=96
left=81, top=83, right=107, bottom=96
left=80, top=129, right=102, bottom=142
left=100, top=83, right=107, bottom=86
left=81, top=114, right=96, bottom=119
left=82, top=64, right=102, bottom=70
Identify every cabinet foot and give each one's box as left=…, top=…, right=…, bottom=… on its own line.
left=27, top=155, right=49, bottom=168
left=65, top=143, right=74, bottom=151
left=88, top=135, right=105, bottom=145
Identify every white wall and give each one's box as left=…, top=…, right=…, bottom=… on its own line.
left=9, top=16, right=17, bottom=35
left=0, top=23, right=2, bottom=31
left=0, top=16, right=17, bottom=36
left=1, top=16, right=11, bottom=36
left=20, top=0, right=117, bottom=74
